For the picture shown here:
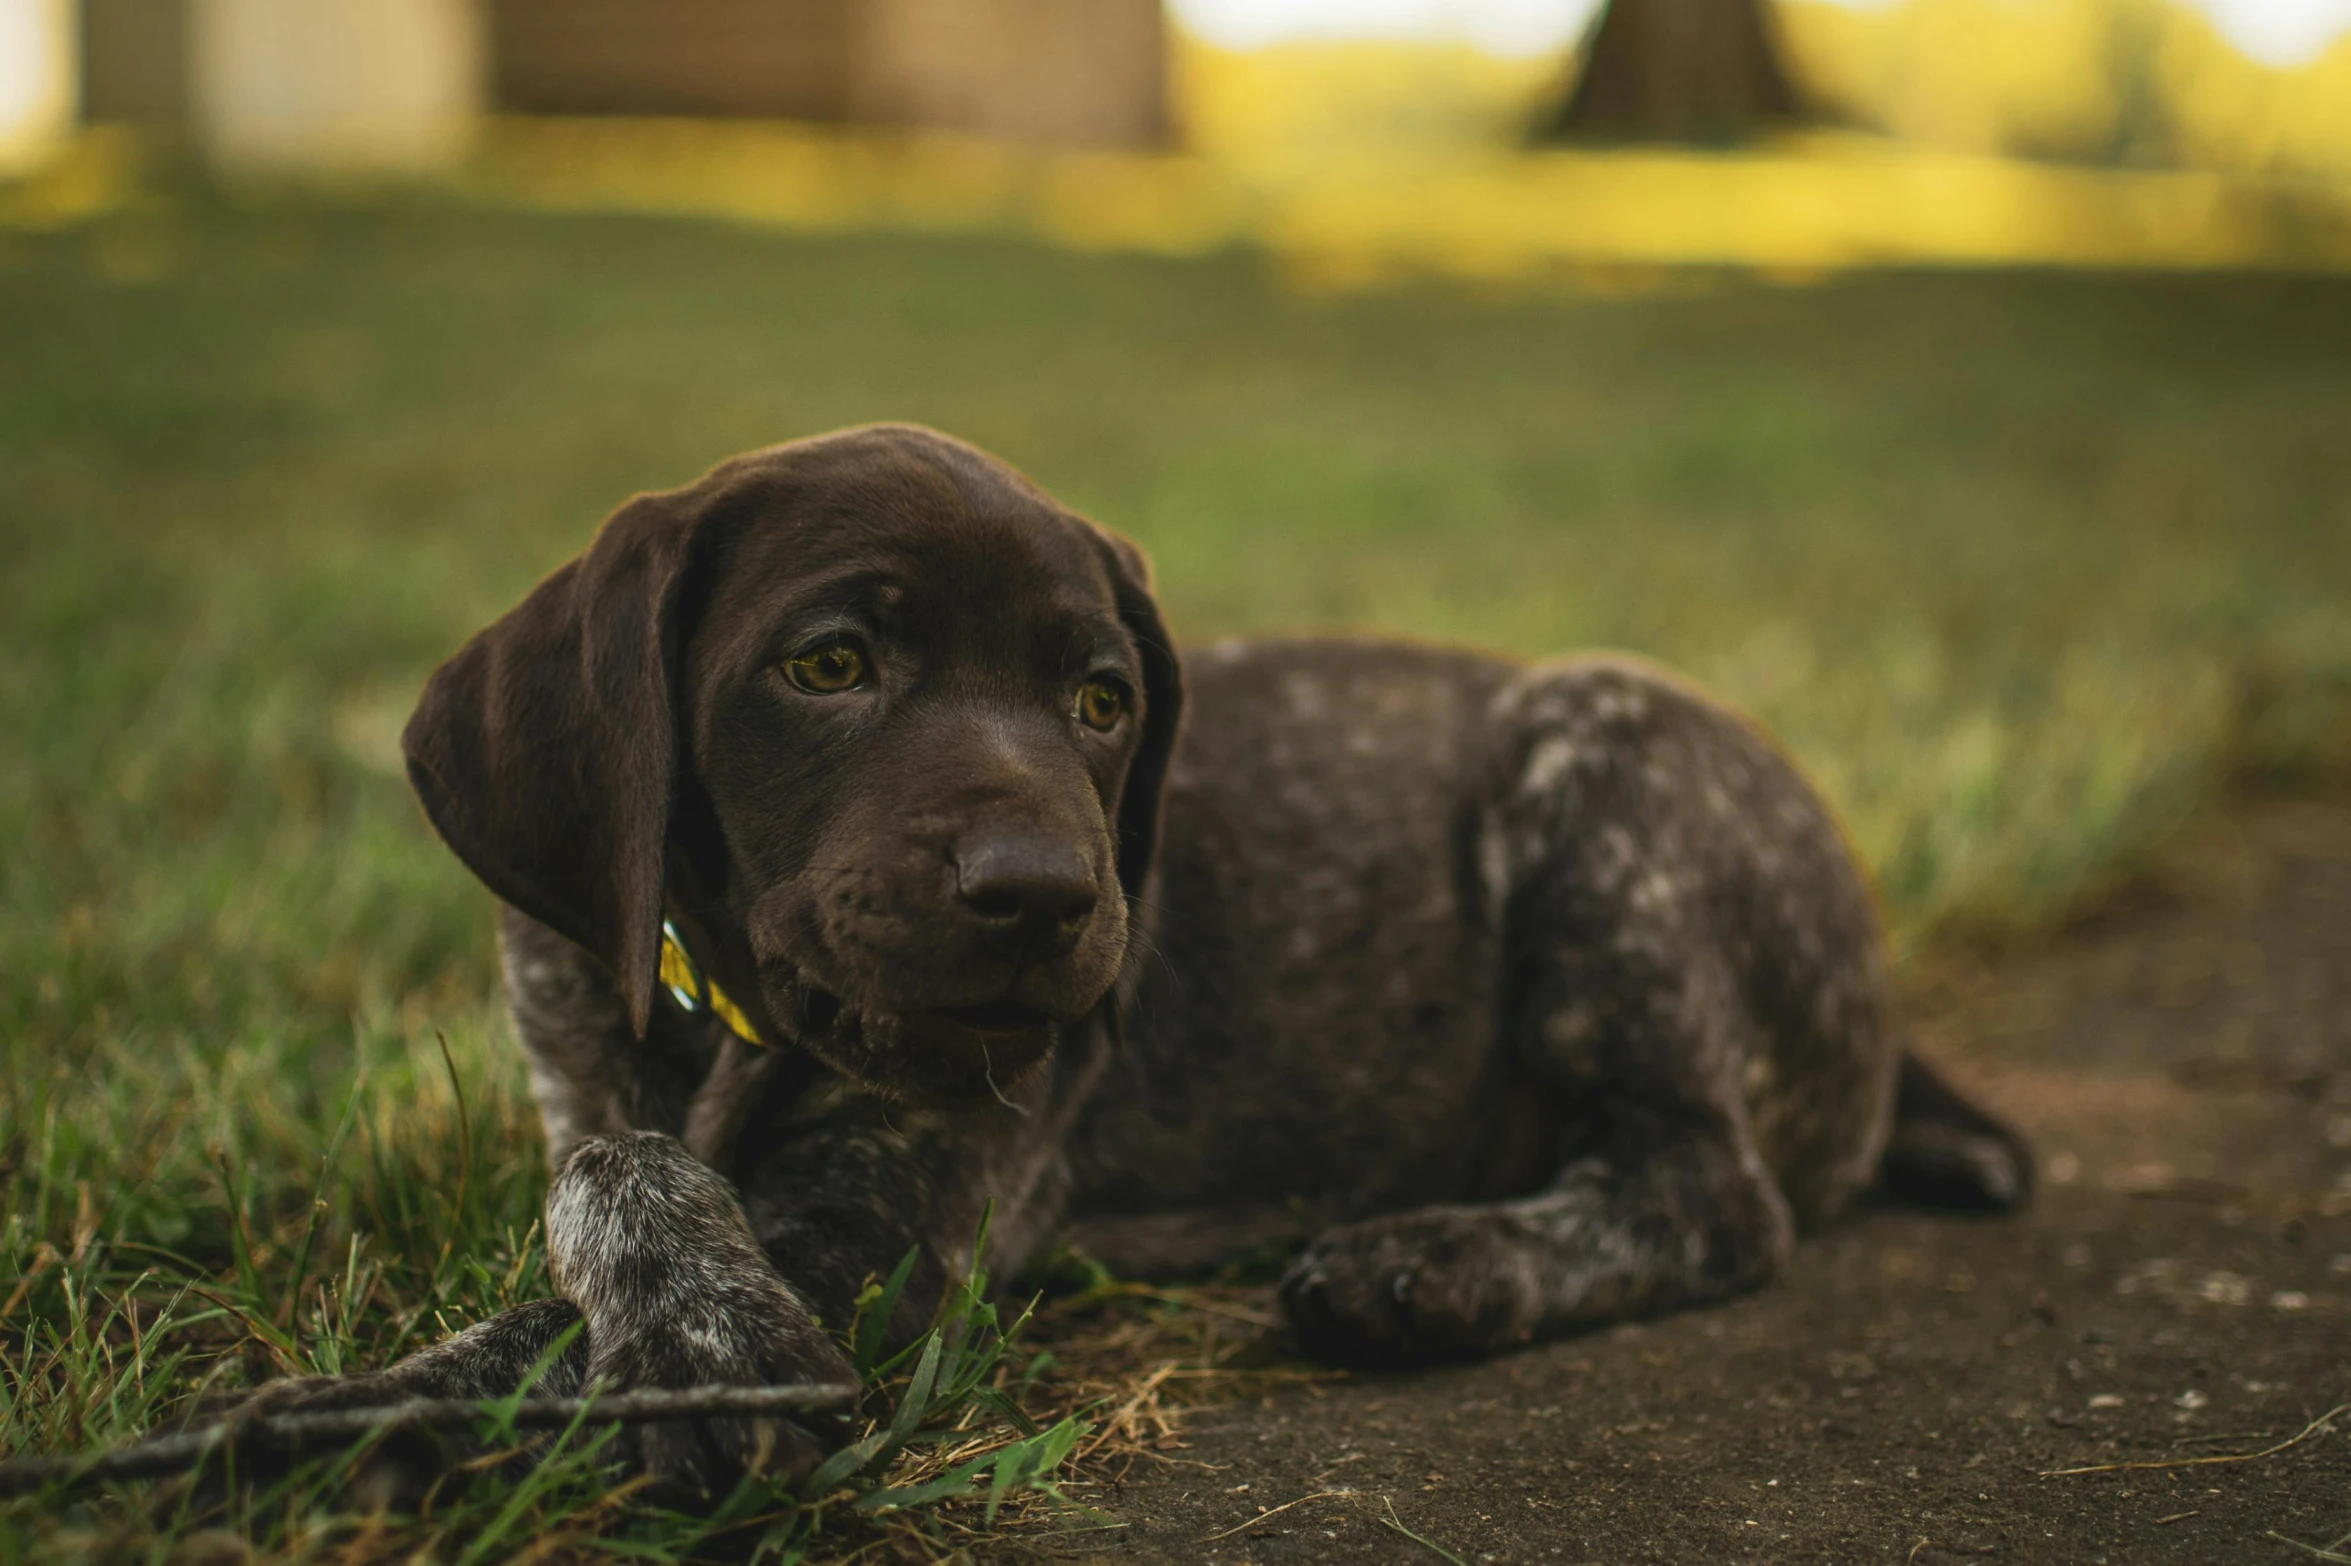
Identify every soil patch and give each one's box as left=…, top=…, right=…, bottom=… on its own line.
left=1021, top=795, right=2351, bottom=1563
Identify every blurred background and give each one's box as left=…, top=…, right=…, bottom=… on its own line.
left=8, top=0, right=2351, bottom=263
left=8, top=0, right=2348, bottom=960
left=1, top=4, right=2350, bottom=1475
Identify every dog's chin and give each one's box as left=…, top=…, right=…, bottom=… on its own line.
left=774, top=979, right=1074, bottom=1104
left=881, top=1001, right=1061, bottom=1098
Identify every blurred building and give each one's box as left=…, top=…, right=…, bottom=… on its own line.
left=0, top=0, right=75, bottom=172
left=77, top=0, right=1167, bottom=172
left=493, top=0, right=1166, bottom=146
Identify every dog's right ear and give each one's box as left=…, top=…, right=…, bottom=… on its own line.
left=401, top=490, right=709, bottom=1039
left=1087, top=525, right=1183, bottom=907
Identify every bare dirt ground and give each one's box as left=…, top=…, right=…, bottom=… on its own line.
left=1031, top=794, right=2351, bottom=1564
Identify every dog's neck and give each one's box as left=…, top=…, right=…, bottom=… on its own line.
left=657, top=918, right=764, bottom=1047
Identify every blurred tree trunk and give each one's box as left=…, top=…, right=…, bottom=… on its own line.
left=1535, top=0, right=1803, bottom=144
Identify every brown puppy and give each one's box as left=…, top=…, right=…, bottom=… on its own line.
left=238, top=424, right=2027, bottom=1493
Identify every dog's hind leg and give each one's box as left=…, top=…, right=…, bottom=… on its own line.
left=1879, top=1051, right=2033, bottom=1211
left=1281, top=951, right=1798, bottom=1367
left=1283, top=658, right=1903, bottom=1366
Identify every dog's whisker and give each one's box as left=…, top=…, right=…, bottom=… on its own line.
left=979, top=1038, right=1030, bottom=1117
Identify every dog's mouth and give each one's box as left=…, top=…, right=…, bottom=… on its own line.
left=926, top=996, right=1052, bottom=1035
left=786, top=982, right=1059, bottom=1097
left=752, top=906, right=1121, bottom=1100
left=793, top=983, right=1053, bottom=1042
left=890, top=998, right=1058, bottom=1098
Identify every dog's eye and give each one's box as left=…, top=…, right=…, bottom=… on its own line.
left=1075, top=678, right=1127, bottom=731
left=784, top=640, right=867, bottom=695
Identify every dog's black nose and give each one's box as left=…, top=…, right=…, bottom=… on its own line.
left=953, top=836, right=1098, bottom=955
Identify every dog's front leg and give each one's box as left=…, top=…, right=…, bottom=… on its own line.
left=545, top=1129, right=853, bottom=1492
left=202, top=1297, right=586, bottom=1507
left=209, top=1132, right=845, bottom=1504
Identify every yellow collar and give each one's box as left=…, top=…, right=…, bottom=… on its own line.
left=659, top=920, right=765, bottom=1046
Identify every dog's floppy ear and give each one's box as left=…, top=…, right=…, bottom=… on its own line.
left=402, top=490, right=709, bottom=1038
left=1091, top=527, right=1183, bottom=903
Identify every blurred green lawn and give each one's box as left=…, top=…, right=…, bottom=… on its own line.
left=3, top=192, right=2350, bottom=1555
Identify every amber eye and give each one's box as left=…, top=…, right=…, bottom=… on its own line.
left=1075, top=677, right=1127, bottom=731
left=784, top=639, right=867, bottom=694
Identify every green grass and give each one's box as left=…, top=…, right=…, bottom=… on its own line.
left=2, top=185, right=2350, bottom=1558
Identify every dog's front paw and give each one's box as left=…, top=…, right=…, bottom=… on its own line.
left=1281, top=1208, right=1544, bottom=1368
left=551, top=1132, right=856, bottom=1494
left=584, top=1284, right=853, bottom=1492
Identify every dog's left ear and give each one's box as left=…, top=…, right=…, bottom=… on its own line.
left=401, top=486, right=716, bottom=1039
left=1089, top=526, right=1183, bottom=902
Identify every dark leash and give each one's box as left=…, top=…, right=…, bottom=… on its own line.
left=0, top=1381, right=862, bottom=1499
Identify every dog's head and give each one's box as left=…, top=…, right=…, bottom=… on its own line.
left=402, top=425, right=1180, bottom=1103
